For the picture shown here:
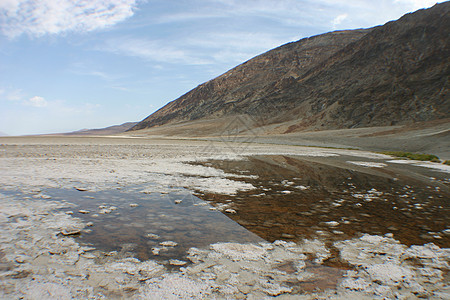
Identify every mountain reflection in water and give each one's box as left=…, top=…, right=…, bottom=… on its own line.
left=196, top=155, right=449, bottom=252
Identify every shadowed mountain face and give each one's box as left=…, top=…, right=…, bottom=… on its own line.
left=130, top=2, right=450, bottom=134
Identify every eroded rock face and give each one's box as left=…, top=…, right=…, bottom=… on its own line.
left=131, top=2, right=449, bottom=135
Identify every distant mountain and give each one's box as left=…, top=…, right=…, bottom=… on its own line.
left=63, top=122, right=137, bottom=136
left=0, top=131, right=8, bottom=137
left=129, top=2, right=449, bottom=135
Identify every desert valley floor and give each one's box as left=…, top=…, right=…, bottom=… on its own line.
left=0, top=135, right=449, bottom=299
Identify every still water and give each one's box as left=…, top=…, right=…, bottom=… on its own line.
left=196, top=155, right=450, bottom=253
left=7, top=155, right=449, bottom=269
left=43, top=186, right=263, bottom=263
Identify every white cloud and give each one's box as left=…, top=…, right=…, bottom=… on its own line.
left=27, top=96, right=48, bottom=107
left=92, top=0, right=442, bottom=69
left=155, top=0, right=439, bottom=30
left=185, top=31, right=293, bottom=64
left=0, top=0, right=140, bottom=38
left=0, top=87, right=25, bottom=101
left=332, top=13, right=348, bottom=28
left=100, top=37, right=213, bottom=65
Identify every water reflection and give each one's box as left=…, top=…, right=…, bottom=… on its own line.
left=45, top=186, right=263, bottom=263
left=196, top=155, right=449, bottom=250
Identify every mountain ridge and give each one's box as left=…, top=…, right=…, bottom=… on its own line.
left=60, top=122, right=137, bottom=136
left=129, top=2, right=449, bottom=135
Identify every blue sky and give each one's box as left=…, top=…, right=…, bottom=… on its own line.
left=0, top=0, right=440, bottom=135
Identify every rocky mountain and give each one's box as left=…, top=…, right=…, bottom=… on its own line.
left=62, top=122, right=137, bottom=136
left=129, top=2, right=449, bottom=135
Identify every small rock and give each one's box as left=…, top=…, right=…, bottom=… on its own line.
left=281, top=233, right=295, bottom=239
left=48, top=246, right=66, bottom=255
left=160, top=241, right=178, bottom=247
left=129, top=203, right=139, bottom=207
left=324, top=221, right=339, bottom=227
left=74, top=187, right=88, bottom=191
left=15, top=255, right=27, bottom=263
left=147, top=233, right=160, bottom=239
left=86, top=222, right=94, bottom=227
left=152, top=247, right=161, bottom=255
left=296, top=185, right=310, bottom=190
left=61, top=227, right=81, bottom=236
left=281, top=190, right=292, bottom=194
left=65, top=211, right=74, bottom=215
left=81, top=246, right=96, bottom=252
left=225, top=208, right=237, bottom=214
left=174, top=200, right=182, bottom=204
left=169, top=259, right=187, bottom=266
left=78, top=210, right=90, bottom=214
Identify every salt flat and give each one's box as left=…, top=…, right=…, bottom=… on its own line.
left=0, top=136, right=448, bottom=299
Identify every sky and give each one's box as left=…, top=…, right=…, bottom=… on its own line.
left=0, top=0, right=441, bottom=135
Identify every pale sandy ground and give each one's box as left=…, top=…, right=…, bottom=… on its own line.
left=125, top=118, right=450, bottom=160
left=0, top=136, right=449, bottom=299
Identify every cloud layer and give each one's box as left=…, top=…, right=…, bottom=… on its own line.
left=0, top=0, right=139, bottom=38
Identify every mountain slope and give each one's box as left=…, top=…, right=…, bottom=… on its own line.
left=129, top=2, right=450, bottom=134
left=62, top=122, right=137, bottom=136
